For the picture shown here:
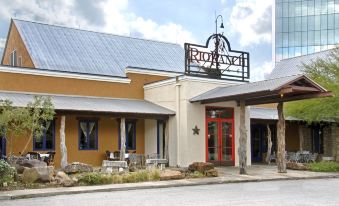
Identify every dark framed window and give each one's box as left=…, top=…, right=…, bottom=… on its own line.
left=33, top=121, right=55, bottom=151
left=119, top=120, right=136, bottom=150
left=79, top=120, right=98, bottom=150
left=157, top=120, right=166, bottom=158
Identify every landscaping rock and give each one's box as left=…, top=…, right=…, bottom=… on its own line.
left=22, top=166, right=55, bottom=183
left=63, top=162, right=93, bottom=174
left=188, top=162, right=214, bottom=173
left=21, top=159, right=47, bottom=168
left=160, top=170, right=184, bottom=181
left=286, top=162, right=309, bottom=170
left=205, top=169, right=218, bottom=177
left=55, top=171, right=74, bottom=187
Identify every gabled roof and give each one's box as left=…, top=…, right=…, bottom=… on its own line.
left=10, top=19, right=184, bottom=77
left=268, top=50, right=333, bottom=79
left=0, top=91, right=175, bottom=117
left=190, top=74, right=331, bottom=105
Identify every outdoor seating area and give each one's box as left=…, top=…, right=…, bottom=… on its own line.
left=103, top=151, right=168, bottom=172
left=24, top=151, right=56, bottom=166
left=268, top=151, right=318, bottom=164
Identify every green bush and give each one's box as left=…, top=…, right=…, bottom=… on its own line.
left=78, top=170, right=161, bottom=185
left=187, top=171, right=205, bottom=178
left=308, top=161, right=339, bottom=172
left=148, top=169, right=160, bottom=181
left=78, top=173, right=113, bottom=185
left=0, top=160, right=16, bottom=186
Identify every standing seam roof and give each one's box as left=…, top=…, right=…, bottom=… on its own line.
left=13, top=19, right=185, bottom=77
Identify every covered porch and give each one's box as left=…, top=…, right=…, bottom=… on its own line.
left=0, top=91, right=174, bottom=168
left=190, top=74, right=332, bottom=173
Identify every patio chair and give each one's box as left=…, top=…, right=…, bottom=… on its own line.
left=309, top=153, right=318, bottom=163
left=44, top=151, right=55, bottom=166
left=268, top=151, right=276, bottom=164
left=129, top=153, right=143, bottom=169
left=26, top=152, right=41, bottom=160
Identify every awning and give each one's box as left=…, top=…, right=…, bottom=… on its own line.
left=0, top=91, right=175, bottom=118
left=190, top=75, right=332, bottom=105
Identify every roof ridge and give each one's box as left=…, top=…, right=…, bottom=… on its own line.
left=12, top=18, right=181, bottom=47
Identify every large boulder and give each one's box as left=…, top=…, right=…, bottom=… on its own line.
left=22, top=166, right=55, bottom=183
left=286, top=162, right=310, bottom=170
left=160, top=170, right=184, bottom=181
left=55, top=171, right=74, bottom=187
left=188, top=162, right=214, bottom=173
left=20, top=159, right=47, bottom=168
left=205, top=169, right=218, bottom=177
left=63, top=162, right=93, bottom=174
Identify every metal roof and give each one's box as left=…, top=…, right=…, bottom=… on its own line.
left=250, top=107, right=297, bottom=121
left=268, top=50, right=333, bottom=79
left=190, top=74, right=305, bottom=102
left=0, top=91, right=175, bottom=116
left=13, top=19, right=184, bottom=77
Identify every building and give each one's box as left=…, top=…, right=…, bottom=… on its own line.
left=273, top=0, right=339, bottom=63
left=0, top=19, right=332, bottom=169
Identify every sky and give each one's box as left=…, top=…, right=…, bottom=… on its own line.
left=0, top=0, right=273, bottom=81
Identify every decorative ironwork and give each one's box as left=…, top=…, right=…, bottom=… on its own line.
left=184, top=16, right=250, bottom=82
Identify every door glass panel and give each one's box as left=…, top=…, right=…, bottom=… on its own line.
left=221, top=122, right=232, bottom=161
left=207, top=122, right=218, bottom=161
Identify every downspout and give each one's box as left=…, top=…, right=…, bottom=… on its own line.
left=175, top=76, right=181, bottom=167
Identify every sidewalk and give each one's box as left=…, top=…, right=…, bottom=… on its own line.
left=1, top=165, right=338, bottom=200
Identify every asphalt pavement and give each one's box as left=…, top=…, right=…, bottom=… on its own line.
left=1, top=178, right=339, bottom=206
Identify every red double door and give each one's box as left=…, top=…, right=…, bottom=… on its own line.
left=206, top=118, right=234, bottom=166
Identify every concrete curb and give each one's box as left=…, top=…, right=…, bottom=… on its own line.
left=1, top=174, right=339, bottom=200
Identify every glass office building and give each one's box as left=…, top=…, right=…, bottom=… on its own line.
left=274, top=0, right=339, bottom=62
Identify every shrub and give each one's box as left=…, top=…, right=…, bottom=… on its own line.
left=0, top=160, right=16, bottom=186
left=78, top=173, right=113, bottom=185
left=187, top=171, right=205, bottom=178
left=148, top=169, right=160, bottom=181
left=308, top=161, right=339, bottom=172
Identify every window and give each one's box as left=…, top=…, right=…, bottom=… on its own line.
left=79, top=120, right=98, bottom=150
left=34, top=121, right=55, bottom=150
left=119, top=120, right=136, bottom=150
left=9, top=50, right=17, bottom=66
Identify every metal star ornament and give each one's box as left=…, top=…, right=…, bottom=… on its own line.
left=192, top=125, right=200, bottom=135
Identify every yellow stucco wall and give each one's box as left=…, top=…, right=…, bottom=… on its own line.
left=285, top=122, right=300, bottom=152
left=1, top=21, right=35, bottom=67
left=6, top=115, right=145, bottom=168
left=0, top=71, right=168, bottom=99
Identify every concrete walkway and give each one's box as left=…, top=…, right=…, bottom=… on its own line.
left=0, top=165, right=338, bottom=200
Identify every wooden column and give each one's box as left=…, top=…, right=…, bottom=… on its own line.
left=266, top=124, right=272, bottom=164
left=238, top=100, right=247, bottom=174
left=298, top=124, right=304, bottom=152
left=60, top=115, right=68, bottom=168
left=120, top=117, right=126, bottom=161
left=277, top=102, right=287, bottom=173
left=164, top=119, right=169, bottom=162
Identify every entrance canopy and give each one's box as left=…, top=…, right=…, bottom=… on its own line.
left=190, top=75, right=332, bottom=105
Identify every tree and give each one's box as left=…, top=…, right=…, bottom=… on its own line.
left=285, top=48, right=339, bottom=123
left=21, top=96, right=55, bottom=154
left=0, top=96, right=55, bottom=155
left=0, top=100, right=29, bottom=154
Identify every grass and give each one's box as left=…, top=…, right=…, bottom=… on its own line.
left=78, top=169, right=161, bottom=185
left=308, top=161, right=339, bottom=172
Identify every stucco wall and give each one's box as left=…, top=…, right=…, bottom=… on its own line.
left=144, top=77, right=251, bottom=167
left=144, top=119, right=158, bottom=156
left=1, top=22, right=35, bottom=67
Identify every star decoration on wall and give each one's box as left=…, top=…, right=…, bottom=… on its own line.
left=192, top=125, right=200, bottom=135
